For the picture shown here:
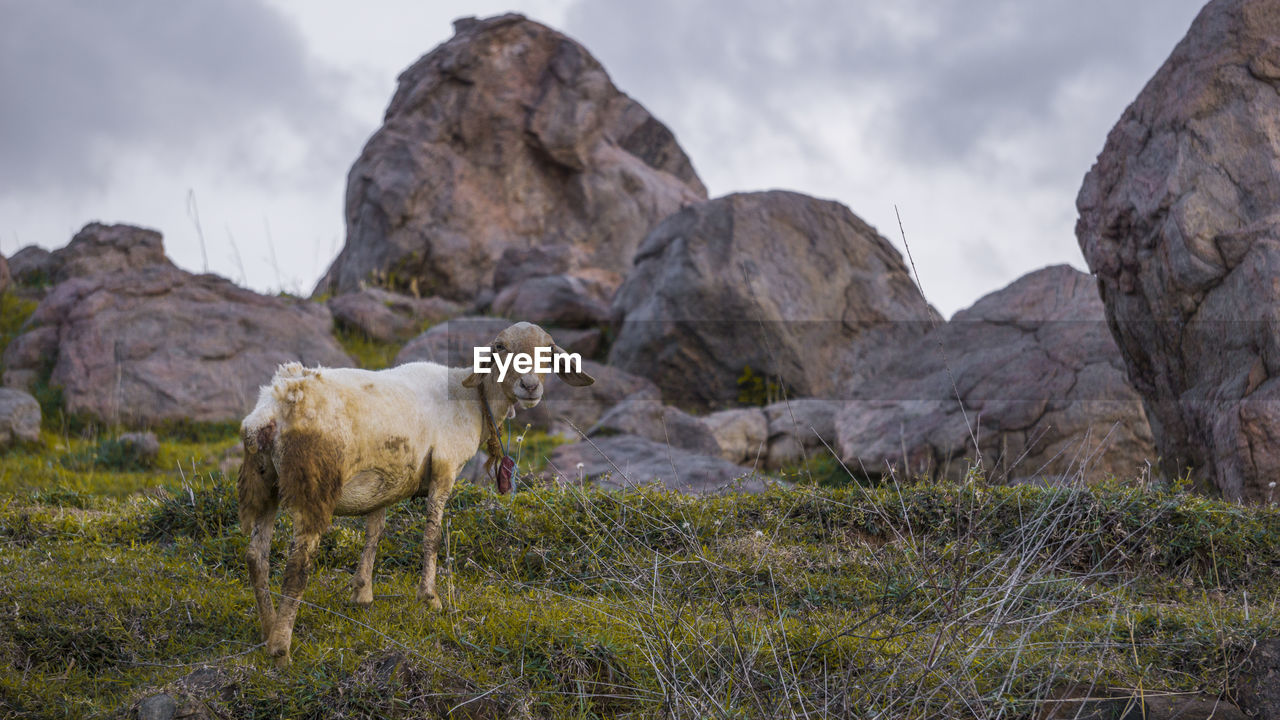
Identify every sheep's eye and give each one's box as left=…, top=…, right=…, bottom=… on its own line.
left=493, top=342, right=506, bottom=353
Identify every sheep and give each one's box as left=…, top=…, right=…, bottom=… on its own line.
left=237, top=321, right=594, bottom=666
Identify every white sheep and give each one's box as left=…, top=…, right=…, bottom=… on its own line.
left=237, top=321, right=593, bottom=666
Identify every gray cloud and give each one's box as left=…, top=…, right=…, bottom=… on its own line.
left=0, top=0, right=357, bottom=195
left=561, top=0, right=1206, bottom=313
left=564, top=0, right=1205, bottom=181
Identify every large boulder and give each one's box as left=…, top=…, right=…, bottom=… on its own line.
left=2, top=258, right=351, bottom=426
left=1076, top=0, right=1280, bottom=502
left=548, top=434, right=772, bottom=494
left=315, top=14, right=706, bottom=303
left=1076, top=0, right=1280, bottom=501
left=837, top=265, right=1154, bottom=483
left=0, top=388, right=40, bottom=448
left=609, top=191, right=938, bottom=411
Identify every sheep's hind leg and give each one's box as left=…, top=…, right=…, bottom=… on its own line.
left=417, top=472, right=455, bottom=610
left=350, top=507, right=386, bottom=606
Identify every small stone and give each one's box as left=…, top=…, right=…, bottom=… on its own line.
left=134, top=693, right=176, bottom=720
left=0, top=388, right=40, bottom=449
left=117, top=432, right=160, bottom=467
left=550, top=434, right=775, bottom=495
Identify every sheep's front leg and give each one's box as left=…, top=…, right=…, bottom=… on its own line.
left=350, top=507, right=386, bottom=606
left=417, top=475, right=454, bottom=610
left=268, top=529, right=322, bottom=668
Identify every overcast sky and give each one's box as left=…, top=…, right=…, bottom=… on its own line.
left=0, top=0, right=1206, bottom=316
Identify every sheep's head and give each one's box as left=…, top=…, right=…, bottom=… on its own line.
left=462, top=322, right=594, bottom=409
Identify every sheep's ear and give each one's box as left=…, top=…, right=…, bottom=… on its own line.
left=461, top=372, right=485, bottom=388
left=552, top=344, right=595, bottom=386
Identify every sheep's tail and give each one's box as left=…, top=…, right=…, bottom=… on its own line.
left=237, top=362, right=320, bottom=529
left=241, top=363, right=321, bottom=445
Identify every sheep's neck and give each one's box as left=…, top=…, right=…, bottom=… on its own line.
left=477, top=383, right=503, bottom=452
left=476, top=381, right=515, bottom=453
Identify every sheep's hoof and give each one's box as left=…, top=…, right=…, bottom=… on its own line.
left=417, top=587, right=443, bottom=611
left=350, top=578, right=374, bottom=606
left=266, top=628, right=292, bottom=667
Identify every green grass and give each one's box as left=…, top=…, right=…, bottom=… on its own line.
left=1, top=433, right=1277, bottom=719
left=334, top=326, right=404, bottom=371
left=0, top=429, right=236, bottom=502
left=333, top=316, right=439, bottom=371
left=0, top=292, right=38, bottom=361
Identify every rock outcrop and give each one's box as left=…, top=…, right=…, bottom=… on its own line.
left=588, top=397, right=722, bottom=456
left=762, top=398, right=842, bottom=469
left=393, top=316, right=516, bottom=367
left=702, top=408, right=769, bottom=465
left=837, top=265, right=1154, bottom=483
left=53, top=223, right=171, bottom=282
left=2, top=228, right=350, bottom=425
left=490, top=272, right=615, bottom=329
left=609, top=191, right=938, bottom=411
left=316, top=14, right=706, bottom=303
left=699, top=400, right=842, bottom=469
left=328, top=288, right=462, bottom=343
left=548, top=434, right=772, bottom=494
left=5, top=223, right=171, bottom=298
left=523, top=361, right=659, bottom=437
left=6, top=246, right=57, bottom=287
left=1076, top=0, right=1280, bottom=501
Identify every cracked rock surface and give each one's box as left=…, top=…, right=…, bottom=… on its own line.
left=315, top=13, right=705, bottom=302
left=837, top=265, right=1154, bottom=483
left=1076, top=0, right=1280, bottom=501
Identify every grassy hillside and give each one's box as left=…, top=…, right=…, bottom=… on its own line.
left=1, top=427, right=1277, bottom=719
